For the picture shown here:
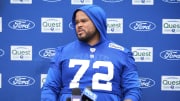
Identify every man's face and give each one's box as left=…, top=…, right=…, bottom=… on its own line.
left=75, top=11, right=98, bottom=42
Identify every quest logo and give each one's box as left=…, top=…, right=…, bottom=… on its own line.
left=102, top=0, right=123, bottom=3
left=160, top=50, right=180, bottom=60
left=0, top=73, right=1, bottom=88
left=162, top=0, right=180, bottom=3
left=39, top=48, right=56, bottom=59
left=10, top=0, right=32, bottom=4
left=162, top=19, right=180, bottom=34
left=161, top=75, right=180, bottom=91
left=8, top=76, right=35, bottom=86
left=0, top=49, right=5, bottom=57
left=11, top=45, right=32, bottom=61
left=132, top=0, right=154, bottom=5
left=0, top=17, right=2, bottom=32
left=41, top=74, right=47, bottom=88
left=129, top=21, right=156, bottom=31
left=131, top=47, right=153, bottom=62
left=41, top=17, right=63, bottom=33
left=107, top=18, right=123, bottom=34
left=71, top=0, right=93, bottom=5
left=139, top=77, right=155, bottom=88
left=43, top=0, right=61, bottom=2
left=8, top=19, right=35, bottom=30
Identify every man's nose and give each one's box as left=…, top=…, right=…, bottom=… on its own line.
left=76, top=22, right=83, bottom=27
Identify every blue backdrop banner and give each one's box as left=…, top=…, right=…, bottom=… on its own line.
left=0, top=0, right=180, bottom=101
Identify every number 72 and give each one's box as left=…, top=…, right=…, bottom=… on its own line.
left=69, top=59, right=114, bottom=91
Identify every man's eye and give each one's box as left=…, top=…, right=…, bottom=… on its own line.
left=81, top=19, right=87, bottom=22
left=75, top=21, right=79, bottom=24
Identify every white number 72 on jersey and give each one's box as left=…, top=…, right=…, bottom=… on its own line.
left=69, top=59, right=114, bottom=91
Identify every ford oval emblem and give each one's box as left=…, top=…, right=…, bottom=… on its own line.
left=0, top=49, right=5, bottom=57
left=160, top=50, right=180, bottom=60
left=39, top=48, right=56, bottom=59
left=69, top=22, right=75, bottom=29
left=8, top=76, right=35, bottom=86
left=8, top=19, right=35, bottom=30
left=139, top=77, right=155, bottom=88
left=129, top=21, right=156, bottom=31
left=162, top=0, right=180, bottom=3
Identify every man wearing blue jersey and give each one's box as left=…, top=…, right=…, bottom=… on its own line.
left=41, top=5, right=141, bottom=101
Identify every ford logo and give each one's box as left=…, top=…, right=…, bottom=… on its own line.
left=0, top=49, right=5, bottom=57
left=39, top=48, right=56, bottom=59
left=8, top=19, right=35, bottom=30
left=129, top=21, right=156, bottom=31
left=162, top=0, right=180, bottom=3
left=160, top=50, right=180, bottom=60
left=139, top=77, right=155, bottom=88
left=8, top=76, right=35, bottom=86
left=43, top=0, right=61, bottom=2
left=69, top=22, right=74, bottom=29
left=102, top=0, right=123, bottom=3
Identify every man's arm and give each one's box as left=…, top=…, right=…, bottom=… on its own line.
left=41, top=47, right=62, bottom=101
left=121, top=51, right=142, bottom=101
left=41, top=65, right=62, bottom=101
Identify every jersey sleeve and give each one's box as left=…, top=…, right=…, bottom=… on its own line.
left=41, top=46, right=63, bottom=101
left=121, top=51, right=142, bottom=101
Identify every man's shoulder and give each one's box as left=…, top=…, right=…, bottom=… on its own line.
left=106, top=41, right=132, bottom=54
left=108, top=42, right=126, bottom=52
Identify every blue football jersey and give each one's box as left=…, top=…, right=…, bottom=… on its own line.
left=41, top=5, right=141, bottom=101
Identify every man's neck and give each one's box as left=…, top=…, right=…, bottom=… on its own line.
left=87, top=33, right=100, bottom=46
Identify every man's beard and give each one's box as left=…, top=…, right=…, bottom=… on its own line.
left=77, top=31, right=97, bottom=43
